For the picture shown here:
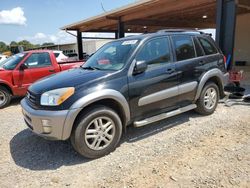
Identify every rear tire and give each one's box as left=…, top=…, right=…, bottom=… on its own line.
left=70, top=105, right=122, bottom=159
left=0, top=86, right=11, bottom=109
left=195, top=82, right=219, bottom=115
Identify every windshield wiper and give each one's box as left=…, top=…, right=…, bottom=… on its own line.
left=81, top=66, right=101, bottom=70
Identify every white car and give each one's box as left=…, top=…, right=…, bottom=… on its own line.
left=53, top=50, right=68, bottom=62
left=0, top=55, right=8, bottom=63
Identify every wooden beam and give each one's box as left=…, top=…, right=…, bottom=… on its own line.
left=79, top=19, right=117, bottom=31
left=85, top=20, right=215, bottom=33
left=151, top=3, right=216, bottom=20
left=121, top=0, right=215, bottom=22
left=86, top=30, right=116, bottom=33
left=72, top=0, right=216, bottom=32
left=238, top=0, right=250, bottom=6
left=238, top=4, right=250, bottom=10
left=126, top=19, right=173, bottom=27
left=126, top=18, right=215, bottom=27
left=106, top=16, right=120, bottom=20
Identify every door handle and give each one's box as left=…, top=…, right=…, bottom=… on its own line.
left=166, top=68, right=175, bottom=74
left=49, top=69, right=55, bottom=72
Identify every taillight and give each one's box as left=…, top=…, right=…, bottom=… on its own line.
left=223, top=55, right=227, bottom=64
left=223, top=55, right=227, bottom=69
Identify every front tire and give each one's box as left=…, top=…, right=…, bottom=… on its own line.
left=0, top=86, right=11, bottom=109
left=195, top=82, right=219, bottom=115
left=71, top=106, right=122, bottom=159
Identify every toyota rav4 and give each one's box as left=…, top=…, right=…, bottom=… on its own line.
left=21, top=30, right=229, bottom=158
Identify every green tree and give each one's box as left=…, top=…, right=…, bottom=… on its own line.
left=0, top=41, right=9, bottom=53
left=10, top=41, right=18, bottom=46
left=42, top=42, right=55, bottom=46
left=18, top=40, right=34, bottom=50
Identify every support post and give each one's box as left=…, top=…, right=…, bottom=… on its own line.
left=77, top=30, right=83, bottom=60
left=117, top=19, right=125, bottom=38
left=216, top=0, right=237, bottom=70
left=115, top=31, right=118, bottom=39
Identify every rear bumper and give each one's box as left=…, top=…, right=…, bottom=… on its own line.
left=21, top=99, right=78, bottom=140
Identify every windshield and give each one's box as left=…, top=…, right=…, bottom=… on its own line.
left=0, top=53, right=27, bottom=70
left=82, top=39, right=140, bottom=71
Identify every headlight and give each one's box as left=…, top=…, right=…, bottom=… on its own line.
left=40, top=87, right=75, bottom=106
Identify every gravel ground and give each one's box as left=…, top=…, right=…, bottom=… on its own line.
left=0, top=89, right=249, bottom=187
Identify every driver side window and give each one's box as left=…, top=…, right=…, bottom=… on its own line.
left=24, top=53, right=52, bottom=68
left=136, top=37, right=171, bottom=67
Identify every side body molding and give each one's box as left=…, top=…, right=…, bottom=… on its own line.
left=195, top=68, right=227, bottom=101
left=62, top=89, right=130, bottom=140
left=138, top=81, right=197, bottom=106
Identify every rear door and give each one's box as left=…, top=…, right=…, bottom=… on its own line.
left=12, top=52, right=58, bottom=92
left=171, top=35, right=205, bottom=106
left=128, top=36, right=180, bottom=120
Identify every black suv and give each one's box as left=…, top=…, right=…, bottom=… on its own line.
left=21, top=30, right=229, bottom=158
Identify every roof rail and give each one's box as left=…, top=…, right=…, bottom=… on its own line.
left=157, top=29, right=204, bottom=34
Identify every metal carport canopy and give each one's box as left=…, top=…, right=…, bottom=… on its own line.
left=60, top=0, right=249, bottom=63
left=61, top=0, right=217, bottom=33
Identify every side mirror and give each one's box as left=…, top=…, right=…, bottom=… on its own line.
left=19, top=64, right=28, bottom=71
left=133, top=61, right=147, bottom=75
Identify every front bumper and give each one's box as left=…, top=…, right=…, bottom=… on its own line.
left=21, top=99, right=78, bottom=140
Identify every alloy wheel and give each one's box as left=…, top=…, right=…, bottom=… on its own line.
left=84, top=116, right=116, bottom=151
left=204, top=87, right=217, bottom=110
left=0, top=91, right=6, bottom=106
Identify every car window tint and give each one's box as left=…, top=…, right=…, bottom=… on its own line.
left=172, top=35, right=196, bottom=61
left=198, top=38, right=218, bottom=55
left=193, top=38, right=204, bottom=57
left=25, top=53, right=52, bottom=68
left=136, top=37, right=171, bottom=67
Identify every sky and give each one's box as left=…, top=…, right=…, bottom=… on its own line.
left=0, top=0, right=136, bottom=44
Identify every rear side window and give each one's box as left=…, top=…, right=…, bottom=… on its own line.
left=172, top=35, right=196, bottom=61
left=54, top=53, right=60, bottom=58
left=193, top=38, right=204, bottom=57
left=198, top=38, right=218, bottom=55
left=25, top=53, right=52, bottom=68
left=136, top=37, right=171, bottom=67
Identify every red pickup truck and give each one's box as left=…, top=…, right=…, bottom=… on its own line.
left=0, top=50, right=83, bottom=108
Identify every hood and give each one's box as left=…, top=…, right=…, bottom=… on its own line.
left=29, top=68, right=112, bottom=94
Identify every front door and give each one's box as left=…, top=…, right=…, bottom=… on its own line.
left=128, top=36, right=179, bottom=120
left=13, top=52, right=56, bottom=94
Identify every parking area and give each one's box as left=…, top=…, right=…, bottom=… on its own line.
left=0, top=93, right=249, bottom=187
left=1, top=1, right=250, bottom=187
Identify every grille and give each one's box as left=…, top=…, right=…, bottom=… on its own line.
left=26, top=91, right=40, bottom=107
